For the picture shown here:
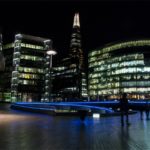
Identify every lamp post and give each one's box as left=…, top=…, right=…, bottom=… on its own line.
left=46, top=49, right=57, bottom=102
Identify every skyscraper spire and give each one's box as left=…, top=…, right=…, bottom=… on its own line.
left=69, top=12, right=87, bottom=98
left=73, top=13, right=80, bottom=27
left=70, top=12, right=83, bottom=69
left=52, top=12, right=87, bottom=100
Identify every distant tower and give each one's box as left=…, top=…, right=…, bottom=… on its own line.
left=70, top=12, right=84, bottom=70
left=70, top=12, right=87, bottom=99
left=52, top=12, right=88, bottom=100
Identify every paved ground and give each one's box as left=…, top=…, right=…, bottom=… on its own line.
left=0, top=103, right=150, bottom=150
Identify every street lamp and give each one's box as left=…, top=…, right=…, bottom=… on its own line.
left=46, top=49, right=57, bottom=102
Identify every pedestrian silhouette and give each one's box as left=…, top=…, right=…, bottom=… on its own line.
left=120, top=93, right=130, bottom=126
left=78, top=110, right=88, bottom=121
left=140, top=99, right=150, bottom=120
left=139, top=104, right=145, bottom=120
left=145, top=99, right=150, bottom=120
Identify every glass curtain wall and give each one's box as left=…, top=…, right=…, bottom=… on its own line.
left=88, top=40, right=150, bottom=100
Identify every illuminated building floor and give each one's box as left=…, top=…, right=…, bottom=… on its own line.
left=0, top=104, right=150, bottom=150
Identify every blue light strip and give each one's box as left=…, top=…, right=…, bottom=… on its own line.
left=14, top=102, right=50, bottom=105
left=12, top=101, right=150, bottom=115
left=12, top=104, right=56, bottom=111
left=13, top=102, right=114, bottom=113
left=129, top=101, right=150, bottom=104
left=14, top=101, right=150, bottom=106
left=47, top=103, right=113, bottom=112
left=14, top=101, right=119, bottom=105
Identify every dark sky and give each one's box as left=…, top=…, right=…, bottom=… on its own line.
left=1, top=0, right=150, bottom=58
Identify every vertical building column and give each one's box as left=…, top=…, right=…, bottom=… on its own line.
left=77, top=64, right=82, bottom=99
left=0, top=34, right=4, bottom=70
left=0, top=34, right=4, bottom=63
left=43, top=40, right=51, bottom=102
left=11, top=34, right=22, bottom=102
left=0, top=34, right=2, bottom=51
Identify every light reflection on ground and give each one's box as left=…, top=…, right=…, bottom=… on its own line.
left=0, top=103, right=150, bottom=150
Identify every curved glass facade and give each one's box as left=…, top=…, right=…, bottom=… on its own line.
left=88, top=40, right=150, bottom=100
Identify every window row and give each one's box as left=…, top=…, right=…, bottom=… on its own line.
left=89, top=87, right=150, bottom=96
left=18, top=67, right=44, bottom=74
left=89, top=81, right=150, bottom=90
left=89, top=53, right=143, bottom=64
left=19, top=73, right=42, bottom=79
left=19, top=80, right=39, bottom=85
left=20, top=55, right=43, bottom=61
left=3, top=43, right=43, bottom=50
left=93, top=60, right=144, bottom=72
left=89, top=40, right=150, bottom=57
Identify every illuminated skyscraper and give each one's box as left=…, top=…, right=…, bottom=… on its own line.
left=52, top=12, right=87, bottom=100
left=70, top=13, right=84, bottom=70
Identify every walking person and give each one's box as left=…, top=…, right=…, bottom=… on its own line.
left=120, top=93, right=130, bottom=126
left=140, top=107, right=144, bottom=120
left=145, top=99, right=150, bottom=120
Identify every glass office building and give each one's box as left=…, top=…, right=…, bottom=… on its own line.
left=88, top=40, right=150, bottom=100
left=0, top=13, right=88, bottom=102
left=0, top=34, right=51, bottom=102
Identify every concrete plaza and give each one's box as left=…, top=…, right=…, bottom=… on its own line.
left=0, top=104, right=150, bottom=150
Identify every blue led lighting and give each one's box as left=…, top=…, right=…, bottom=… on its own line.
left=14, top=101, right=150, bottom=106
left=50, top=103, right=114, bottom=112
left=14, top=101, right=119, bottom=105
left=12, top=104, right=56, bottom=111
left=15, top=102, right=50, bottom=105
left=129, top=101, right=150, bottom=104
left=13, top=102, right=114, bottom=113
left=12, top=100, right=150, bottom=115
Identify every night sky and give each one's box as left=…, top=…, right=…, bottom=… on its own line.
left=1, top=0, right=150, bottom=59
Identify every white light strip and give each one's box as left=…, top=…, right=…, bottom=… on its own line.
left=93, top=113, right=100, bottom=119
left=73, top=13, right=80, bottom=27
